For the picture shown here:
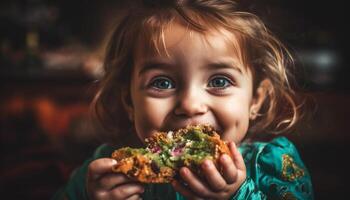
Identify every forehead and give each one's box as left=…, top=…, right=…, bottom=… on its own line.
left=165, top=23, right=235, bottom=53
left=135, top=20, right=248, bottom=70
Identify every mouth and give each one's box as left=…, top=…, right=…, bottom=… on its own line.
left=161, top=121, right=221, bottom=133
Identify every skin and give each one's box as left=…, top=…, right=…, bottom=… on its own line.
left=87, top=22, right=270, bottom=200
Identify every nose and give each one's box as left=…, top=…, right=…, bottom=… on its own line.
left=174, top=87, right=208, bottom=117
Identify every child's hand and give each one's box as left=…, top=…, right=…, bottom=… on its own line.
left=86, top=158, right=145, bottom=200
left=172, top=142, right=246, bottom=200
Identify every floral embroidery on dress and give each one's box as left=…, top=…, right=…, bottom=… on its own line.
left=281, top=154, right=305, bottom=181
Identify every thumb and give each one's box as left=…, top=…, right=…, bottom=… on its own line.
left=228, top=142, right=246, bottom=171
left=88, top=158, right=117, bottom=180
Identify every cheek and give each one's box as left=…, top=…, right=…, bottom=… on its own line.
left=214, top=97, right=251, bottom=142
left=132, top=97, right=173, bottom=141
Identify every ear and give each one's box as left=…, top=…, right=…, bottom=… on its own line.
left=249, top=79, right=272, bottom=120
left=121, top=86, right=134, bottom=121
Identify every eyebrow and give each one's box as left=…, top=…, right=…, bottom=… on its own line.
left=138, top=61, right=173, bottom=76
left=138, top=59, right=244, bottom=76
left=205, top=61, right=243, bottom=74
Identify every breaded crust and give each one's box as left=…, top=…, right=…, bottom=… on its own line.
left=111, top=124, right=231, bottom=183
left=111, top=149, right=175, bottom=183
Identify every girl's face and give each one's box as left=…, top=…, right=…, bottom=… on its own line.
left=123, top=22, right=268, bottom=144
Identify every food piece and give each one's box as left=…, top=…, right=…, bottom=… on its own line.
left=111, top=124, right=231, bottom=183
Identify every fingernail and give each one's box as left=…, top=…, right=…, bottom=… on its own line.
left=203, top=160, right=212, bottom=169
left=111, top=159, right=117, bottom=165
left=221, top=154, right=229, bottom=162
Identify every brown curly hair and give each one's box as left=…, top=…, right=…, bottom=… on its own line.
left=91, top=0, right=302, bottom=144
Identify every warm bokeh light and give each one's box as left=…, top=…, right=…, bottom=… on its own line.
left=0, top=0, right=348, bottom=199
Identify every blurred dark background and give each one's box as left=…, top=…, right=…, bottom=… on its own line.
left=0, top=0, right=348, bottom=199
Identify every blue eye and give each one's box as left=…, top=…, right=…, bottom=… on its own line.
left=150, top=77, right=175, bottom=89
left=208, top=77, right=232, bottom=88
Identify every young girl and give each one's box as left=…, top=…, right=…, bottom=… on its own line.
left=53, top=0, right=313, bottom=199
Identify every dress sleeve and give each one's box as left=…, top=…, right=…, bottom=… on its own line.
left=51, top=158, right=92, bottom=200
left=51, top=144, right=114, bottom=200
left=230, top=178, right=267, bottom=199
left=232, top=137, right=313, bottom=200
left=255, top=137, right=313, bottom=199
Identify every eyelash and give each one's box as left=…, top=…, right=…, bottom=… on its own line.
left=149, top=76, right=175, bottom=90
left=147, top=74, right=235, bottom=92
left=207, top=75, right=235, bottom=89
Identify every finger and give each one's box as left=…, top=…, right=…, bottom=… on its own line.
left=229, top=142, right=246, bottom=171
left=125, top=194, right=142, bottom=200
left=88, top=158, right=117, bottom=181
left=98, top=173, right=134, bottom=190
left=109, top=183, right=144, bottom=199
left=201, top=159, right=227, bottom=192
left=88, top=191, right=109, bottom=200
left=219, top=154, right=237, bottom=184
left=179, top=167, right=212, bottom=198
left=171, top=180, right=204, bottom=200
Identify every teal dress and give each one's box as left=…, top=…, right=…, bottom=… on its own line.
left=52, top=137, right=314, bottom=199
